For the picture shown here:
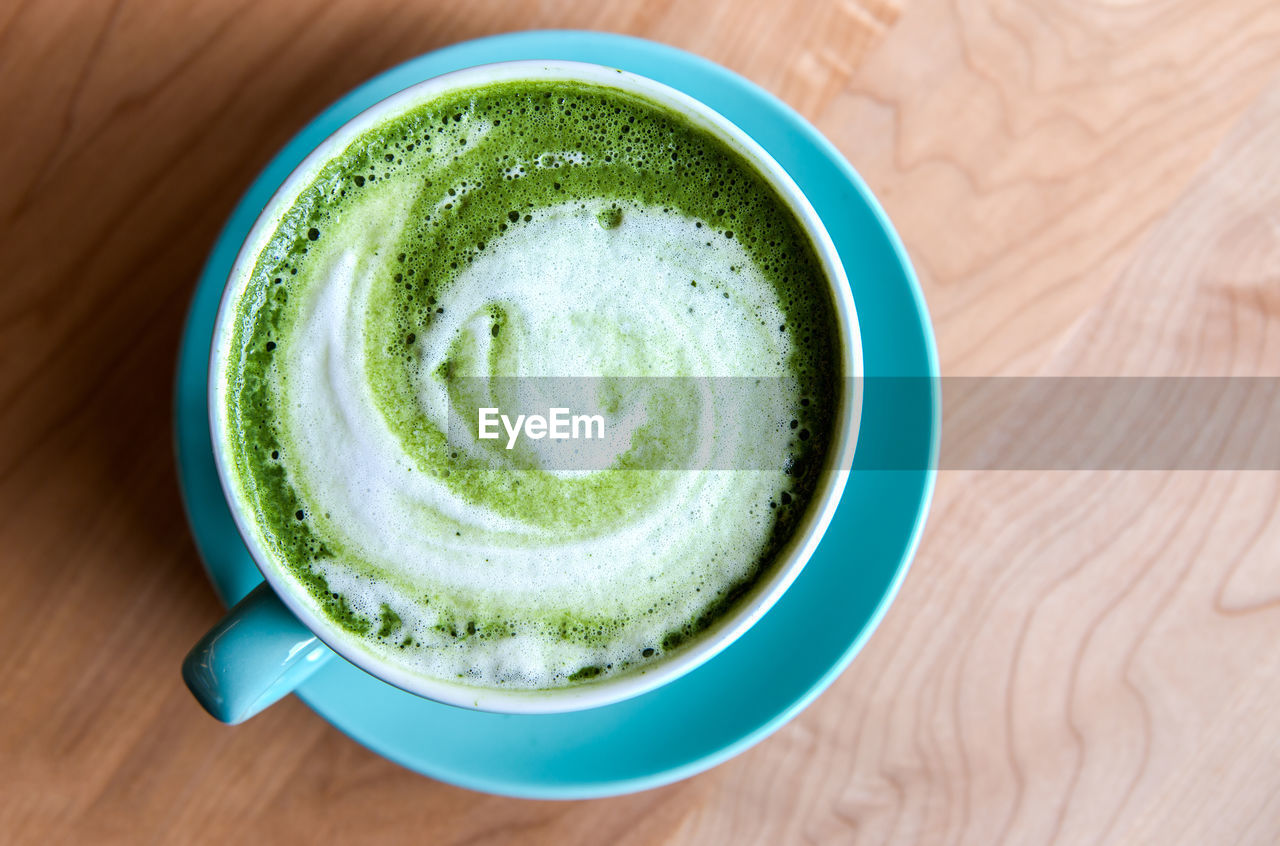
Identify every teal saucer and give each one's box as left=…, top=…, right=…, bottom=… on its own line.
left=174, top=30, right=939, bottom=799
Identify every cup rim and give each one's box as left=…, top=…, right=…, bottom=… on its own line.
left=207, top=58, right=862, bottom=714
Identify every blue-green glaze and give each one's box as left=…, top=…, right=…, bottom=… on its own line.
left=182, top=583, right=332, bottom=724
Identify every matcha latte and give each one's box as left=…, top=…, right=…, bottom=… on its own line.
left=215, top=70, right=845, bottom=693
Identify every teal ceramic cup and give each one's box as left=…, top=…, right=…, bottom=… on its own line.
left=183, top=60, right=863, bottom=724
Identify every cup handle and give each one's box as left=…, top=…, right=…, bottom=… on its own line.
left=182, top=582, right=334, bottom=724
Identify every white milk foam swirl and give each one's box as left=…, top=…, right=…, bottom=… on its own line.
left=273, top=200, right=804, bottom=688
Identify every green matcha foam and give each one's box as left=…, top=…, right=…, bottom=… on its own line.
left=218, top=78, right=841, bottom=689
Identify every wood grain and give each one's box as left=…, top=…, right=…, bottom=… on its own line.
left=3, top=0, right=1279, bottom=843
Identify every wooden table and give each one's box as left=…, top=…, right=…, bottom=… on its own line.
left=4, top=1, right=1280, bottom=842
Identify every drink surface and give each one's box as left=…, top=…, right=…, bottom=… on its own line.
left=220, top=78, right=842, bottom=690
